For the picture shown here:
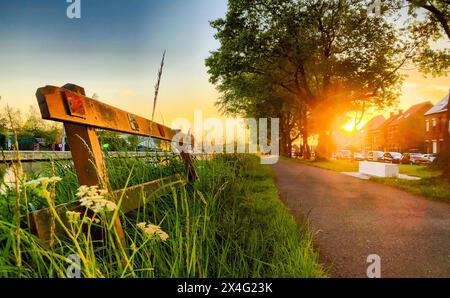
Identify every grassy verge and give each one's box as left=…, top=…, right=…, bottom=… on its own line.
left=0, top=154, right=324, bottom=277
left=292, top=158, right=450, bottom=203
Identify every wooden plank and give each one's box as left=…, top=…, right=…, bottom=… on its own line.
left=64, top=123, right=109, bottom=187
left=29, top=175, right=183, bottom=244
left=36, top=85, right=180, bottom=142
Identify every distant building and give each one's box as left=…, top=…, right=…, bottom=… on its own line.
left=372, top=111, right=400, bottom=152
left=383, top=101, right=433, bottom=153
left=424, top=94, right=449, bottom=154
left=361, top=115, right=386, bottom=152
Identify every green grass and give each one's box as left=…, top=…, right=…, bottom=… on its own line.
left=398, top=164, right=442, bottom=178
left=292, top=158, right=450, bottom=203
left=370, top=176, right=450, bottom=202
left=293, top=159, right=359, bottom=173
left=0, top=153, right=325, bottom=277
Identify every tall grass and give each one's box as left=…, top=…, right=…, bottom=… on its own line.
left=0, top=152, right=324, bottom=278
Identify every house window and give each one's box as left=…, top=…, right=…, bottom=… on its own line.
left=426, top=120, right=429, bottom=132
left=432, top=118, right=437, bottom=127
left=432, top=141, right=438, bottom=154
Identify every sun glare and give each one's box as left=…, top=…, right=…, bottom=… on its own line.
left=342, top=120, right=365, bottom=132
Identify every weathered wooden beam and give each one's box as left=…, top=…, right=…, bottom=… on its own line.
left=64, top=122, right=108, bottom=187
left=60, top=84, right=126, bottom=248
left=29, top=175, right=184, bottom=245
left=36, top=85, right=180, bottom=142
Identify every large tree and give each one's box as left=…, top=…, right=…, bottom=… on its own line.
left=207, top=0, right=408, bottom=159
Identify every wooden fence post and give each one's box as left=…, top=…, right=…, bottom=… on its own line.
left=62, top=84, right=127, bottom=249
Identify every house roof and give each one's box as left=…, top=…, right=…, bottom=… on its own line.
left=425, top=94, right=449, bottom=116
left=377, top=113, right=399, bottom=131
left=389, top=101, right=432, bottom=126
left=361, top=115, right=386, bottom=133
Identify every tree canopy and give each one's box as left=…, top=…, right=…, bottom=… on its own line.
left=206, top=0, right=410, bottom=157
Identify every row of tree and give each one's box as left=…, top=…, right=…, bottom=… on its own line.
left=0, top=105, right=164, bottom=152
left=0, top=106, right=61, bottom=150
left=206, top=0, right=449, bottom=160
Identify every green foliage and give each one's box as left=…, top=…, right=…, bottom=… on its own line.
left=406, top=0, right=450, bottom=76
left=0, top=105, right=62, bottom=148
left=206, top=0, right=407, bottom=122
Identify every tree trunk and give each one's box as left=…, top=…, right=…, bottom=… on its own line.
left=301, top=105, right=311, bottom=160
left=279, top=115, right=290, bottom=157
left=316, top=129, right=335, bottom=160
left=302, top=130, right=311, bottom=160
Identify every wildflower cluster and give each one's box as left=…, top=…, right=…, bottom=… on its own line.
left=76, top=185, right=116, bottom=213
left=137, top=222, right=169, bottom=241
left=25, top=176, right=62, bottom=188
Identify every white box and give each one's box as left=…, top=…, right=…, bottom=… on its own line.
left=359, top=161, right=399, bottom=178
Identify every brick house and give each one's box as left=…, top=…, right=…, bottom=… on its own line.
left=424, top=94, right=449, bottom=154
left=371, top=111, right=400, bottom=152
left=361, top=115, right=386, bottom=152
left=383, top=101, right=433, bottom=153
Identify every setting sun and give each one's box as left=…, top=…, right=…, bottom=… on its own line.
left=342, top=120, right=366, bottom=132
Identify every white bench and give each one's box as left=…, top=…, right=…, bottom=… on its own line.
left=359, top=161, right=399, bottom=178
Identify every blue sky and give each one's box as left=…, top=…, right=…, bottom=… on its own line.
left=0, top=0, right=448, bottom=126
left=0, top=0, right=228, bottom=123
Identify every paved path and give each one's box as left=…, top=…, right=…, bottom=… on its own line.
left=272, top=158, right=450, bottom=277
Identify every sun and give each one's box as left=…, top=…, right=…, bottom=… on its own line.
left=342, top=120, right=365, bottom=132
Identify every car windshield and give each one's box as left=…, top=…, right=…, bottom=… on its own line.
left=390, top=153, right=402, bottom=158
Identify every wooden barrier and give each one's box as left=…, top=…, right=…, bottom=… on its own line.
left=30, top=83, right=197, bottom=246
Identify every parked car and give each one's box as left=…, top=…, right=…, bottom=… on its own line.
left=336, top=150, right=352, bottom=160
left=366, top=151, right=384, bottom=162
left=403, top=153, right=431, bottom=165
left=353, top=152, right=366, bottom=161
left=380, top=152, right=403, bottom=164
left=423, top=154, right=437, bottom=163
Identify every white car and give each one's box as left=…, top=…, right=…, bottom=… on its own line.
left=423, top=154, right=437, bottom=162
left=367, top=151, right=384, bottom=162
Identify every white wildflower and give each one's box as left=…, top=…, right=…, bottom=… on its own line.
left=137, top=222, right=169, bottom=241
left=25, top=176, right=62, bottom=187
left=49, top=176, right=62, bottom=183
left=76, top=185, right=90, bottom=198
left=25, top=179, right=40, bottom=187
left=76, top=185, right=115, bottom=213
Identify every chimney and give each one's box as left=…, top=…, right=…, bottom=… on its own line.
left=398, top=109, right=403, bottom=115
left=390, top=112, right=394, bottom=118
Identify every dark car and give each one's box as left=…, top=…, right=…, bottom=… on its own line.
left=381, top=152, right=402, bottom=164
